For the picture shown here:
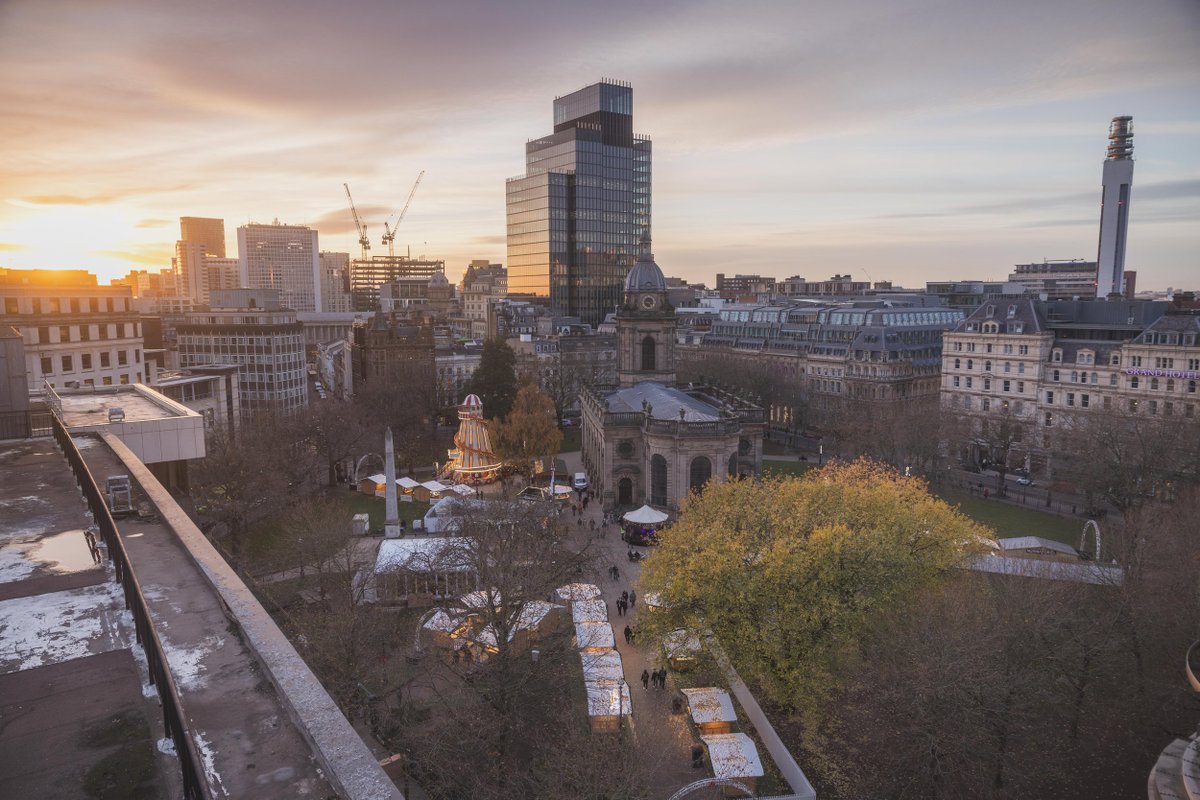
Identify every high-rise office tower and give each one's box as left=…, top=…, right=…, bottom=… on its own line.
left=180, top=217, right=226, bottom=258
left=237, top=222, right=322, bottom=312
left=506, top=80, right=651, bottom=327
left=1096, top=116, right=1134, bottom=298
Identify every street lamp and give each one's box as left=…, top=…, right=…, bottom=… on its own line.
left=617, top=677, right=626, bottom=731
left=818, top=443, right=824, bottom=466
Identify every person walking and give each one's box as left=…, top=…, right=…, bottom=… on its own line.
left=621, top=590, right=629, bottom=604
left=641, top=669, right=650, bottom=690
left=658, top=668, right=667, bottom=689
left=629, top=589, right=637, bottom=608
left=624, top=625, right=633, bottom=644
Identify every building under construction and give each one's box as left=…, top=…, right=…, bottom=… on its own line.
left=350, top=255, right=447, bottom=311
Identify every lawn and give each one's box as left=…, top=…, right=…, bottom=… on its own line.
left=242, top=489, right=430, bottom=573
left=762, top=459, right=819, bottom=478
left=560, top=428, right=582, bottom=453
left=937, top=489, right=1081, bottom=546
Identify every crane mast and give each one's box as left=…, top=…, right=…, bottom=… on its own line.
left=343, top=183, right=371, bottom=259
left=382, top=170, right=425, bottom=257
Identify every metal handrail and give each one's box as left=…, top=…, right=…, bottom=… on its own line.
left=51, top=416, right=213, bottom=800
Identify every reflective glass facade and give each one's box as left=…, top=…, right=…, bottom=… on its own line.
left=507, top=81, right=651, bottom=327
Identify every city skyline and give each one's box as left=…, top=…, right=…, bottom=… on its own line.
left=1, top=0, right=1198, bottom=291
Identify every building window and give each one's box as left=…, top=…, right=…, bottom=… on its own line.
left=1053, top=370, right=1060, bottom=382
left=1150, top=378, right=1159, bottom=390
left=689, top=456, right=712, bottom=493
left=1017, top=381, right=1025, bottom=393
left=62, top=355, right=73, bottom=372
left=1189, top=380, right=1197, bottom=394
left=1168, top=379, right=1175, bottom=392
left=1066, top=393, right=1074, bottom=407
left=1082, top=394, right=1090, bottom=408
left=1018, top=363, right=1025, bottom=374
left=1044, top=412, right=1053, bottom=427
left=1052, top=350, right=1062, bottom=363
left=954, top=358, right=960, bottom=369
left=728, top=453, right=738, bottom=478
left=1003, top=362, right=1011, bottom=373
left=641, top=336, right=656, bottom=372
left=118, top=350, right=128, bottom=366
left=965, top=377, right=973, bottom=389
left=984, top=361, right=992, bottom=372
left=1129, top=399, right=1139, bottom=412
left=100, top=352, right=110, bottom=367
left=1003, top=380, right=1010, bottom=392
left=967, top=359, right=973, bottom=370
left=40, top=356, right=52, bottom=375
left=953, top=376, right=960, bottom=387
left=984, top=379, right=991, bottom=391
left=650, top=454, right=668, bottom=507
left=1130, top=377, right=1139, bottom=389
left=102, top=376, right=113, bottom=386
left=982, top=398, right=991, bottom=411
left=1103, top=396, right=1111, bottom=409
left=1046, top=391, right=1054, bottom=404
left=81, top=353, right=92, bottom=369
left=1109, top=374, right=1118, bottom=387
left=1071, top=371, right=1078, bottom=383
left=1149, top=400, right=1158, bottom=415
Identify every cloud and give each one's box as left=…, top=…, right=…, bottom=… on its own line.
left=471, top=234, right=505, bottom=246
left=135, top=218, right=172, bottom=228
left=0, top=242, right=26, bottom=252
left=18, top=193, right=123, bottom=206
left=307, top=204, right=390, bottom=237
left=97, top=247, right=173, bottom=267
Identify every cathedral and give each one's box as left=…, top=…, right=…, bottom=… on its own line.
left=580, top=248, right=764, bottom=512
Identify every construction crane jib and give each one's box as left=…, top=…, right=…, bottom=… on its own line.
left=343, top=183, right=371, bottom=259
left=382, top=170, right=425, bottom=257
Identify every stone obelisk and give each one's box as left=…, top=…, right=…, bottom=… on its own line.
left=384, top=427, right=401, bottom=538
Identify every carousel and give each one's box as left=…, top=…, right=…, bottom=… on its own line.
left=444, top=394, right=502, bottom=484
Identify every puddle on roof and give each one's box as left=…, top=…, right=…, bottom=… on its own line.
left=28, top=529, right=100, bottom=574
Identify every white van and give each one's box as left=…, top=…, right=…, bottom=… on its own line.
left=573, top=472, right=588, bottom=491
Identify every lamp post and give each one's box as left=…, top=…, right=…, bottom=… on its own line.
left=617, top=677, right=626, bottom=731
left=818, top=443, right=824, bottom=466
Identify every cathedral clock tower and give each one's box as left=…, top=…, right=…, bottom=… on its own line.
left=616, top=245, right=676, bottom=388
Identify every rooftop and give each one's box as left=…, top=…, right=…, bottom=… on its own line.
left=56, top=385, right=194, bottom=427
left=605, top=382, right=723, bottom=421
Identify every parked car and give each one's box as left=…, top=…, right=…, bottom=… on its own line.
left=1016, top=476, right=1035, bottom=486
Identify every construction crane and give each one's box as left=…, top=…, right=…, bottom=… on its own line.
left=382, top=170, right=425, bottom=257
left=343, top=183, right=371, bottom=259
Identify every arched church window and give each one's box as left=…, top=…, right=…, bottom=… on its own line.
left=642, top=336, right=656, bottom=372
left=689, top=456, right=712, bottom=493
left=650, top=454, right=667, bottom=506
left=727, top=453, right=738, bottom=478
left=618, top=477, right=633, bottom=507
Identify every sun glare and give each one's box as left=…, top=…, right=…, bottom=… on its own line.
left=0, top=202, right=159, bottom=281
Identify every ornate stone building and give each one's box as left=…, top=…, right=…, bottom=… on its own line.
left=581, top=249, right=763, bottom=512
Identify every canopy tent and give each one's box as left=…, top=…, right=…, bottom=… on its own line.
left=422, top=480, right=449, bottom=493
left=643, top=592, right=667, bottom=611
left=575, top=622, right=616, bottom=651
left=398, top=477, right=421, bottom=490
left=585, top=680, right=632, bottom=719
left=681, top=688, right=737, bottom=732
left=623, top=504, right=669, bottom=526
left=449, top=483, right=476, bottom=497
left=580, top=649, right=625, bottom=683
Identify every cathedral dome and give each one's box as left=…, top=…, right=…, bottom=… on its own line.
left=624, top=250, right=666, bottom=293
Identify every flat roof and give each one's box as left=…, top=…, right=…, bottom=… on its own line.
left=571, top=598, right=609, bottom=624
left=585, top=679, right=632, bottom=718
left=580, top=649, right=624, bottom=683
left=57, top=386, right=193, bottom=427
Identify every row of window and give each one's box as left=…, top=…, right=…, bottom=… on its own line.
left=39, top=348, right=141, bottom=375
left=1044, top=400, right=1195, bottom=424
left=3, top=296, right=130, bottom=315
left=45, top=374, right=141, bottom=390
left=29, top=322, right=140, bottom=344
left=951, top=340, right=1032, bottom=355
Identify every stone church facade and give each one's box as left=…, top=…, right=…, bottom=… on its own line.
left=581, top=249, right=764, bottom=512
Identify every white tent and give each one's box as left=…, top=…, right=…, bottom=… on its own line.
left=571, top=599, right=609, bottom=625
left=623, top=504, right=668, bottom=525
left=449, top=483, right=476, bottom=497
left=580, top=649, right=625, bottom=683
left=575, top=622, right=615, bottom=651
left=398, top=477, right=421, bottom=490
left=556, top=582, right=602, bottom=602
left=701, top=733, right=764, bottom=780
left=421, top=480, right=449, bottom=494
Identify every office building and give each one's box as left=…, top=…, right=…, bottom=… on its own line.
left=238, top=222, right=322, bottom=312
left=1096, top=116, right=1135, bottom=298
left=506, top=80, right=651, bottom=327
left=1008, top=260, right=1099, bottom=299
left=0, top=268, right=146, bottom=392
left=176, top=289, right=306, bottom=415
left=319, top=251, right=353, bottom=313
left=180, top=216, right=226, bottom=258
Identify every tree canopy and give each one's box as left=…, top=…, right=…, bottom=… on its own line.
left=491, top=382, right=563, bottom=479
left=638, top=459, right=990, bottom=712
left=467, top=338, right=518, bottom=420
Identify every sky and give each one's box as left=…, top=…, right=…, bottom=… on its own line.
left=1, top=0, right=1198, bottom=291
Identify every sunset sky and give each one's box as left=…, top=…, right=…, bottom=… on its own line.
left=1, top=0, right=1197, bottom=290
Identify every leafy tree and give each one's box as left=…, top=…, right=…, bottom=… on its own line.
left=491, top=382, right=563, bottom=480
left=467, top=338, right=518, bottom=420
left=638, top=459, right=990, bottom=714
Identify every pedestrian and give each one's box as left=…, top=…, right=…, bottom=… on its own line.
left=629, top=589, right=636, bottom=607
left=621, top=590, right=629, bottom=604
left=624, top=625, right=633, bottom=644
left=641, top=669, right=650, bottom=689
left=616, top=599, right=624, bottom=617
left=658, top=668, right=667, bottom=689
left=983, top=488, right=989, bottom=500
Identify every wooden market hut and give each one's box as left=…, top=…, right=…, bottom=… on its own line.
left=680, top=688, right=737, bottom=735
left=700, top=732, right=764, bottom=796
left=585, top=679, right=632, bottom=733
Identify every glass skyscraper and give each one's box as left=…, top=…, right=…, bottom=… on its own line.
left=506, top=80, right=651, bottom=328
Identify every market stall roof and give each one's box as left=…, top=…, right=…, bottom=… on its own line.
left=681, top=688, right=737, bottom=726
left=459, top=589, right=501, bottom=610
left=421, top=480, right=449, bottom=493
left=422, top=609, right=468, bottom=635
left=512, top=601, right=560, bottom=634
left=701, top=733, right=764, bottom=779
left=585, top=680, right=632, bottom=718
left=556, top=583, right=602, bottom=602
left=623, top=504, right=668, bottom=525
left=366, top=473, right=387, bottom=485
left=571, top=599, right=609, bottom=625
left=375, top=536, right=473, bottom=573
left=643, top=592, right=667, bottom=610
left=575, top=622, right=615, bottom=650
left=398, top=477, right=421, bottom=489
left=664, top=628, right=703, bottom=659
left=580, top=649, right=624, bottom=683
left=449, top=484, right=476, bottom=497
left=550, top=484, right=573, bottom=496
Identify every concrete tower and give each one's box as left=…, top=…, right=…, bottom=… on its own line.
left=1096, top=116, right=1134, bottom=298
left=384, top=427, right=400, bottom=538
